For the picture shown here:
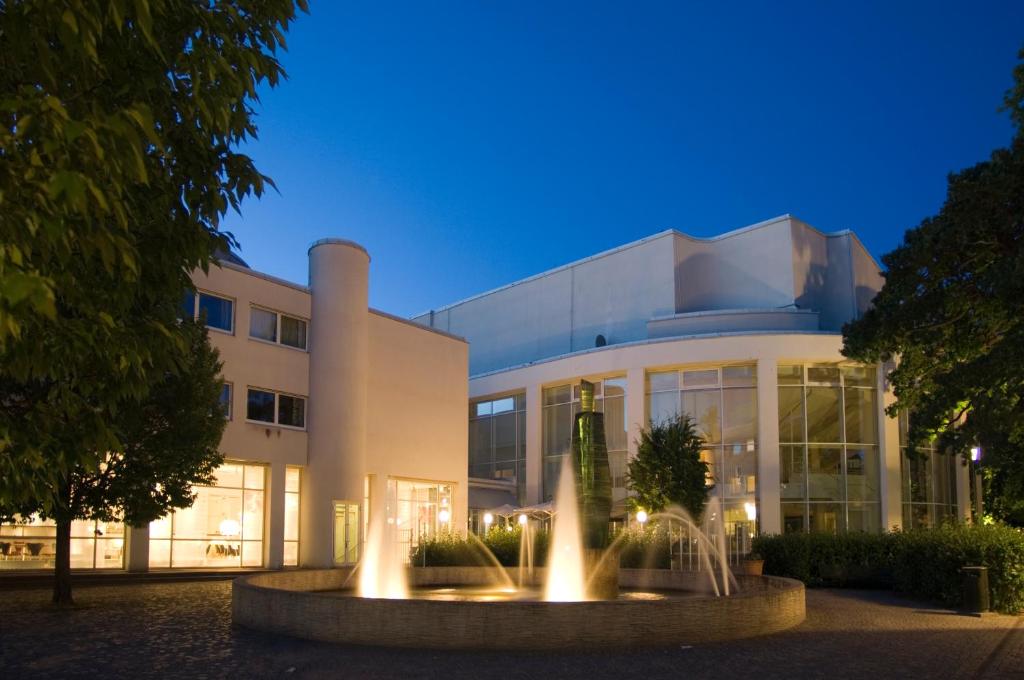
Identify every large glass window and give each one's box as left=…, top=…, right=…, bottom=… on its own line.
left=0, top=517, right=123, bottom=570
left=390, top=479, right=453, bottom=562
left=777, top=364, right=880, bottom=533
left=284, top=467, right=301, bottom=566
left=149, top=462, right=265, bottom=568
left=646, top=365, right=757, bottom=554
left=469, top=393, right=527, bottom=503
left=899, top=412, right=959, bottom=528
left=542, top=378, right=628, bottom=503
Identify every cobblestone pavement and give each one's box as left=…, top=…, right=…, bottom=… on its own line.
left=1, top=581, right=1022, bottom=680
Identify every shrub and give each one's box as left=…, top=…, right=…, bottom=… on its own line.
left=617, top=526, right=671, bottom=569
left=409, top=527, right=549, bottom=568
left=752, top=524, right=1024, bottom=613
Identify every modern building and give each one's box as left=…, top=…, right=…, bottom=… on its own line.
left=1, top=239, right=468, bottom=571
left=412, top=215, right=969, bottom=542
left=0, top=214, right=969, bottom=573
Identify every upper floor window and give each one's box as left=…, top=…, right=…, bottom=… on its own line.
left=220, top=383, right=233, bottom=420
left=246, top=387, right=306, bottom=429
left=249, top=306, right=308, bottom=350
left=181, top=290, right=234, bottom=333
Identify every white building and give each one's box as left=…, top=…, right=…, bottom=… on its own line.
left=413, top=215, right=969, bottom=540
left=0, top=215, right=968, bottom=573
left=2, top=240, right=468, bottom=572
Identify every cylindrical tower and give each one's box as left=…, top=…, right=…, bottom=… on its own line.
left=302, top=238, right=370, bottom=567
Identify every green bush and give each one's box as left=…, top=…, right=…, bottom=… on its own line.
left=617, top=526, right=671, bottom=569
left=409, top=527, right=549, bottom=567
left=753, top=524, right=1024, bottom=613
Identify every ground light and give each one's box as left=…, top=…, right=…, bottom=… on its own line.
left=483, top=512, right=493, bottom=530
left=636, top=510, right=648, bottom=526
left=518, top=514, right=528, bottom=526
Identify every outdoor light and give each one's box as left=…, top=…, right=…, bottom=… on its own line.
left=971, top=446, right=982, bottom=462
left=483, top=512, right=494, bottom=527
left=518, top=513, right=528, bottom=526
left=438, top=509, right=451, bottom=524
left=744, top=502, right=757, bottom=522
left=636, top=510, right=648, bottom=525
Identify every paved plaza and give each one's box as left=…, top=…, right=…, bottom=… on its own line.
left=1, top=580, right=1022, bottom=679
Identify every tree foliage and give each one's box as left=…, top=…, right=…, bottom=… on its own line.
left=843, top=49, right=1024, bottom=525
left=0, top=1, right=306, bottom=512
left=626, top=415, right=710, bottom=519
left=2, top=320, right=227, bottom=601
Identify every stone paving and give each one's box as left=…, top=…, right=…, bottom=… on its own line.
left=1, top=580, right=1022, bottom=679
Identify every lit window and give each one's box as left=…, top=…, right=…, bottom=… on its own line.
left=246, top=388, right=306, bottom=429
left=249, top=305, right=308, bottom=350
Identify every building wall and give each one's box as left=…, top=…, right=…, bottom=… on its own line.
left=467, top=332, right=905, bottom=536
left=365, top=311, right=469, bottom=532
left=415, top=216, right=885, bottom=376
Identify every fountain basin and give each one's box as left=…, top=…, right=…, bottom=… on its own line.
left=232, top=567, right=805, bottom=650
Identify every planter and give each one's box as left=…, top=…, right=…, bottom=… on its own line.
left=739, top=558, right=764, bottom=576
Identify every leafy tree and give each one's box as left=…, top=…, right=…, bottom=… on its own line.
left=627, top=415, right=710, bottom=520
left=1, top=320, right=227, bottom=603
left=843, top=49, right=1024, bottom=526
left=0, top=1, right=306, bottom=562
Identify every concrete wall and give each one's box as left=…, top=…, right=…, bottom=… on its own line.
left=415, top=216, right=883, bottom=376
left=674, top=217, right=796, bottom=313
left=365, top=311, right=469, bottom=533
left=413, top=232, right=678, bottom=375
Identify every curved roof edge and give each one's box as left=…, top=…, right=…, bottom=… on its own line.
left=308, top=237, right=371, bottom=260
left=468, top=329, right=843, bottom=380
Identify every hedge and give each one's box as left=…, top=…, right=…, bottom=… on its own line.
left=409, top=527, right=549, bottom=567
left=752, top=524, right=1024, bottom=614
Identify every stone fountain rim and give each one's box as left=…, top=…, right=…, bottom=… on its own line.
left=231, top=568, right=806, bottom=650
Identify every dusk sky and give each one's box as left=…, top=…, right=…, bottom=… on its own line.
left=221, top=1, right=1024, bottom=317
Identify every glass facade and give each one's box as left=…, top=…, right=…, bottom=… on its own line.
left=647, top=365, right=758, bottom=552
left=542, top=378, right=628, bottom=504
left=899, top=413, right=959, bottom=528
left=0, top=517, right=123, bottom=570
left=778, top=364, right=881, bottom=534
left=284, top=466, right=301, bottom=566
left=469, top=393, right=527, bottom=503
left=390, top=479, right=453, bottom=562
left=149, top=462, right=265, bottom=568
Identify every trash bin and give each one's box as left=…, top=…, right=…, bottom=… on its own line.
left=961, top=566, right=990, bottom=613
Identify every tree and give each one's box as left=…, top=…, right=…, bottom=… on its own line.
left=843, top=49, right=1024, bottom=525
left=1, top=320, right=227, bottom=603
left=627, top=415, right=710, bottom=520
left=0, top=1, right=306, bottom=559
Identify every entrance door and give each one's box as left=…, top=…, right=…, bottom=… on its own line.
left=333, top=502, right=360, bottom=565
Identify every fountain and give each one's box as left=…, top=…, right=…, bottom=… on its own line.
left=232, top=384, right=806, bottom=647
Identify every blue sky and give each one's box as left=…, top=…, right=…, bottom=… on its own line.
left=221, top=1, right=1024, bottom=317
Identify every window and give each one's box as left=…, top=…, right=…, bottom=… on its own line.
left=333, top=501, right=359, bottom=565
left=470, top=393, right=527, bottom=503
left=542, top=377, right=628, bottom=503
left=899, top=412, right=959, bottom=528
left=389, top=479, right=453, bottom=563
left=220, top=383, right=233, bottom=420
left=646, top=365, right=757, bottom=555
left=149, top=463, right=265, bottom=568
left=249, top=305, right=308, bottom=350
left=180, top=291, right=234, bottom=332
left=247, top=388, right=306, bottom=429
left=284, top=467, right=301, bottom=566
left=0, top=517, right=124, bottom=570
left=776, top=364, right=880, bottom=534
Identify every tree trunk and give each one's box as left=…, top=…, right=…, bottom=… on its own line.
left=52, top=514, right=73, bottom=605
